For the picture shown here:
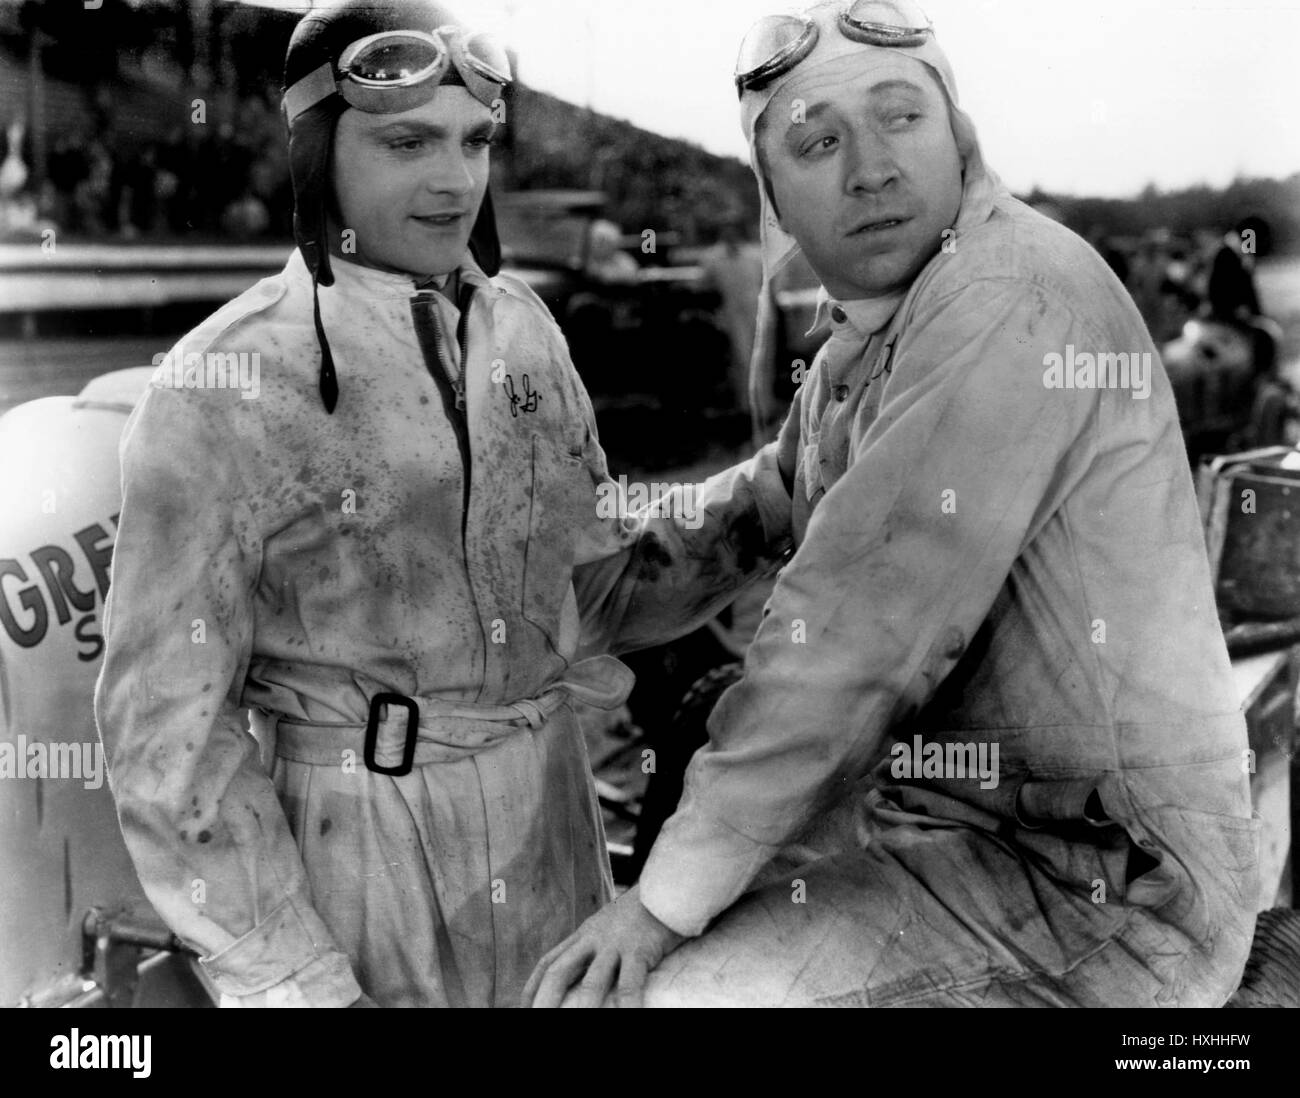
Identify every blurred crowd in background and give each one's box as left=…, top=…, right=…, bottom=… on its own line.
left=1095, top=220, right=1269, bottom=344
left=0, top=0, right=761, bottom=249
left=0, top=0, right=1294, bottom=397
left=0, top=98, right=1279, bottom=349
left=4, top=89, right=291, bottom=240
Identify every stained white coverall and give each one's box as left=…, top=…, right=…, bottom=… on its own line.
left=95, top=250, right=793, bottom=1007
left=636, top=125, right=1259, bottom=1008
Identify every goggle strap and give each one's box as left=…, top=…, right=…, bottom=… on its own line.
left=284, top=63, right=338, bottom=123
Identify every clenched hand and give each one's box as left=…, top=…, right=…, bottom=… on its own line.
left=521, top=885, right=686, bottom=1008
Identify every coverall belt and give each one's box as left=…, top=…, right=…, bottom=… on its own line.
left=270, top=653, right=634, bottom=769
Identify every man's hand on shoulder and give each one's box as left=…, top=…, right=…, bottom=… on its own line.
left=521, top=885, right=685, bottom=1008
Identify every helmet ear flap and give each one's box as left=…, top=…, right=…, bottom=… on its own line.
left=469, top=187, right=501, bottom=276
left=288, top=99, right=345, bottom=287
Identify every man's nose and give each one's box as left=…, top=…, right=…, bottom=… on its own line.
left=424, top=149, right=475, bottom=196
left=843, top=134, right=899, bottom=195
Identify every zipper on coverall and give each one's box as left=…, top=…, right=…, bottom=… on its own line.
left=410, top=283, right=491, bottom=700
left=412, top=282, right=477, bottom=532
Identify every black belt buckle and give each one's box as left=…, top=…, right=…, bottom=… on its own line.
left=364, top=693, right=419, bottom=777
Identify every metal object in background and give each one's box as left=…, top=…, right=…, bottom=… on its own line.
left=74, top=907, right=208, bottom=1010
left=1166, top=317, right=1262, bottom=462
left=1226, top=615, right=1300, bottom=657
left=1199, top=446, right=1300, bottom=618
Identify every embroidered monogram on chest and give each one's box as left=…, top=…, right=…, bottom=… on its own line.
left=503, top=373, right=543, bottom=416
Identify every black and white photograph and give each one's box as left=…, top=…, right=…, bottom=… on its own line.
left=1, top=0, right=1298, bottom=1047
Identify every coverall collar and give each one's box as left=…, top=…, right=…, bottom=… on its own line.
left=808, top=284, right=906, bottom=338
left=303, top=247, right=491, bottom=300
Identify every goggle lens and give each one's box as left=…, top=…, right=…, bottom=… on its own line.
left=734, top=15, right=817, bottom=92
left=461, top=30, right=512, bottom=85
left=840, top=0, right=933, bottom=46
left=341, top=32, right=446, bottom=86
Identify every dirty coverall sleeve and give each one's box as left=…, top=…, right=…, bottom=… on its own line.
left=571, top=386, right=802, bottom=658
left=94, top=388, right=361, bottom=1007
left=638, top=280, right=1099, bottom=936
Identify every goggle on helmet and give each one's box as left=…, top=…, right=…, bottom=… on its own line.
left=284, top=24, right=512, bottom=123
left=735, top=0, right=933, bottom=96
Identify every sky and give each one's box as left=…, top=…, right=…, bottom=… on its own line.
left=245, top=0, right=1300, bottom=197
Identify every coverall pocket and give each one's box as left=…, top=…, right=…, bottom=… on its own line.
left=522, top=433, right=588, bottom=651
left=1123, top=806, right=1261, bottom=945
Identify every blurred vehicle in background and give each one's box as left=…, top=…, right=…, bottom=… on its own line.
left=496, top=189, right=740, bottom=468
left=1164, top=313, right=1292, bottom=463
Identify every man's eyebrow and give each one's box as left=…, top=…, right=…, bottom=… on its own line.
left=367, top=118, right=498, bottom=141
left=783, top=79, right=929, bottom=131
left=368, top=119, right=450, bottom=140
left=868, top=78, right=927, bottom=96
left=782, top=100, right=832, bottom=140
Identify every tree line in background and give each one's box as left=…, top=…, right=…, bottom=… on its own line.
left=1029, top=178, right=1300, bottom=259
left=0, top=0, right=1295, bottom=253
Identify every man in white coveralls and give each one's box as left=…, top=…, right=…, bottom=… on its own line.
left=95, top=0, right=798, bottom=1008
left=526, top=0, right=1259, bottom=1008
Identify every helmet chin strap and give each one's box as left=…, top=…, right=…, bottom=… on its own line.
left=287, top=96, right=344, bottom=288
left=285, top=97, right=344, bottom=413
left=313, top=273, right=340, bottom=413
left=283, top=1, right=507, bottom=413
